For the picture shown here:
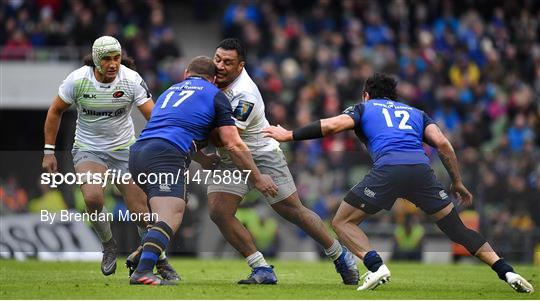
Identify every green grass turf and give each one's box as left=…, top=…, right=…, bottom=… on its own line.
left=0, top=259, right=537, bottom=299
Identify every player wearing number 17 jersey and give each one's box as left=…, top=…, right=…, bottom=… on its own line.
left=128, top=56, right=277, bottom=285
left=263, top=73, right=534, bottom=293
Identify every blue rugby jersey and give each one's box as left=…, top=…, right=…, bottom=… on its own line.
left=344, top=99, right=435, bottom=166
left=138, top=76, right=235, bottom=153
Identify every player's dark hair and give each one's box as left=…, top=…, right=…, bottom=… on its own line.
left=82, top=53, right=137, bottom=70
left=216, top=38, right=246, bottom=62
left=187, top=56, right=216, bottom=79
left=363, top=73, right=398, bottom=100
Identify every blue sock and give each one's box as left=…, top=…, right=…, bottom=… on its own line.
left=363, top=250, right=383, bottom=272
left=491, top=259, right=514, bottom=281
left=138, top=251, right=159, bottom=273
left=135, top=221, right=173, bottom=273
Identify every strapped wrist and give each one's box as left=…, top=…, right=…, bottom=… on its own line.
left=292, top=120, right=323, bottom=141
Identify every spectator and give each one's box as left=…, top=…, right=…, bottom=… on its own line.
left=392, top=213, right=424, bottom=261
left=28, top=183, right=67, bottom=213
left=1, top=29, right=32, bottom=60
left=153, top=28, right=182, bottom=62
left=0, top=176, right=29, bottom=214
left=507, top=114, right=534, bottom=152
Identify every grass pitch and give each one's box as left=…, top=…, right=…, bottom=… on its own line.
left=0, top=258, right=537, bottom=299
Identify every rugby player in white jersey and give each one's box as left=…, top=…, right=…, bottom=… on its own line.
left=42, top=36, right=178, bottom=280
left=203, top=38, right=359, bottom=285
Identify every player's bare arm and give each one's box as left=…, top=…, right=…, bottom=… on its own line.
left=262, top=114, right=355, bottom=142
left=192, top=150, right=220, bottom=170
left=137, top=99, right=154, bottom=120
left=217, top=125, right=278, bottom=197
left=424, top=123, right=473, bottom=206
left=42, top=95, right=71, bottom=172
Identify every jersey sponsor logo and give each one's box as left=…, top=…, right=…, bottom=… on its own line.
left=373, top=101, right=413, bottom=110
left=342, top=105, right=355, bottom=114
left=233, top=100, right=254, bottom=122
left=364, top=187, right=376, bottom=198
left=82, top=94, right=96, bottom=99
left=439, top=190, right=448, bottom=200
left=82, top=107, right=126, bottom=117
left=113, top=91, right=125, bottom=98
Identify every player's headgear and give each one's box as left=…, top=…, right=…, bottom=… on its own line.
left=92, top=36, right=121, bottom=74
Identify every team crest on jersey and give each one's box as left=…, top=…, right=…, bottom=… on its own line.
left=113, top=91, right=125, bottom=98
left=233, top=100, right=254, bottom=121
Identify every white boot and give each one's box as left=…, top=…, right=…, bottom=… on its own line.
left=357, top=264, right=391, bottom=291
left=506, top=272, right=534, bottom=293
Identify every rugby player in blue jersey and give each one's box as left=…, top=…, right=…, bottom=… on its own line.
left=128, top=56, right=278, bottom=285
left=263, top=73, right=534, bottom=293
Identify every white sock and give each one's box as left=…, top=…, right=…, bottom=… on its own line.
left=159, top=251, right=166, bottom=261
left=89, top=207, right=112, bottom=242
left=324, top=239, right=343, bottom=261
left=246, top=251, right=270, bottom=268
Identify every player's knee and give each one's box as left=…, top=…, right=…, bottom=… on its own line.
left=436, top=208, right=486, bottom=254
left=208, top=205, right=232, bottom=225
left=331, top=216, right=346, bottom=235
left=276, top=203, right=306, bottom=222
left=82, top=188, right=104, bottom=211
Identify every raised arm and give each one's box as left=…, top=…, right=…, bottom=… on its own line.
left=424, top=123, right=473, bottom=206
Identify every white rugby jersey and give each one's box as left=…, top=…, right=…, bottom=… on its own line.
left=58, top=65, right=151, bottom=150
left=220, top=68, right=280, bottom=153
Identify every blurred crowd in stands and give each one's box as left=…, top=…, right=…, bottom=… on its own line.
left=220, top=0, right=540, bottom=242
left=1, top=0, right=539, bottom=260
left=0, top=0, right=183, bottom=95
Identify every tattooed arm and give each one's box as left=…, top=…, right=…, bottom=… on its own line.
left=424, top=124, right=472, bottom=206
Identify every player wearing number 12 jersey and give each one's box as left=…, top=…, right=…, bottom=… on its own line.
left=263, top=73, right=534, bottom=293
